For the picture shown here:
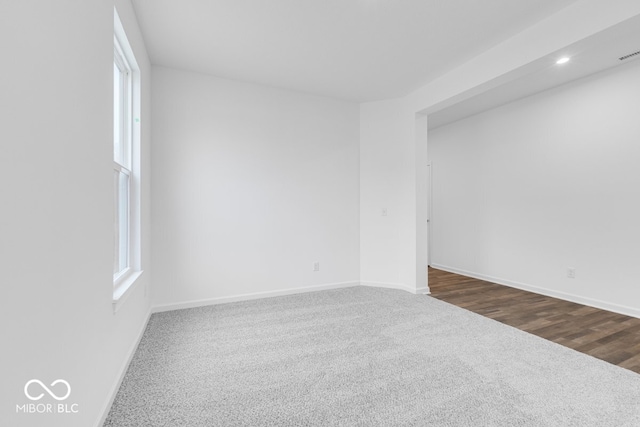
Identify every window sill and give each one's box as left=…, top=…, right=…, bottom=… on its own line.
left=113, top=270, right=144, bottom=313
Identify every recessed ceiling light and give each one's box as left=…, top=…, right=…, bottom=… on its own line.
left=556, top=57, right=570, bottom=65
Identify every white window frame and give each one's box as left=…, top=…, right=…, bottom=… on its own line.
left=113, top=9, right=143, bottom=310
left=114, top=37, right=132, bottom=282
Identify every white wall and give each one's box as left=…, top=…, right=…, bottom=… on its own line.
left=428, top=58, right=640, bottom=316
left=359, top=101, right=428, bottom=293
left=359, top=0, right=640, bottom=297
left=0, top=1, right=152, bottom=426
left=0, top=1, right=637, bottom=424
left=151, top=67, right=360, bottom=309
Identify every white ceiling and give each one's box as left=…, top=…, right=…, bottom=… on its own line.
left=131, top=0, right=580, bottom=102
left=428, top=14, right=640, bottom=129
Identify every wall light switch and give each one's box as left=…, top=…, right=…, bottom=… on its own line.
left=382, top=208, right=388, bottom=217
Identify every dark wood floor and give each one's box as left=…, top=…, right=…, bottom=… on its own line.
left=428, top=267, right=640, bottom=374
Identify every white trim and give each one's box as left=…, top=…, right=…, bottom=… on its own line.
left=431, top=263, right=640, bottom=319
left=113, top=39, right=132, bottom=170
left=153, top=280, right=432, bottom=314
left=427, top=161, right=432, bottom=267
left=114, top=9, right=139, bottom=71
left=416, top=286, right=431, bottom=295
left=360, top=281, right=430, bottom=295
left=96, top=308, right=151, bottom=427
left=113, top=7, right=142, bottom=312
left=113, top=160, right=131, bottom=176
left=152, top=281, right=360, bottom=313
left=113, top=270, right=144, bottom=313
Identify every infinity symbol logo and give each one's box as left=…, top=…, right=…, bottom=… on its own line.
left=24, top=379, right=71, bottom=401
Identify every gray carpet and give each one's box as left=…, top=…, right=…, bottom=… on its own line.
left=104, top=287, right=640, bottom=426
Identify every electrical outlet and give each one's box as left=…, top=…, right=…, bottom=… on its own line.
left=313, top=262, right=320, bottom=272
left=567, top=267, right=576, bottom=279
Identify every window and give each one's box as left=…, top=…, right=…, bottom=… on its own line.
left=113, top=10, right=142, bottom=307
left=113, top=37, right=131, bottom=281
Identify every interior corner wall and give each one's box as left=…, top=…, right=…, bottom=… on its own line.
left=359, top=99, right=425, bottom=292
left=428, top=58, right=640, bottom=316
left=150, top=67, right=360, bottom=308
left=0, top=1, right=152, bottom=427
left=415, top=114, right=429, bottom=292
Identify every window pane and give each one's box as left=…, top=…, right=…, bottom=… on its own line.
left=114, top=169, right=129, bottom=278
left=114, top=62, right=123, bottom=164
left=113, top=169, right=119, bottom=275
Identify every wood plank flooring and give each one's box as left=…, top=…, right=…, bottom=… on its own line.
left=428, top=267, right=640, bottom=374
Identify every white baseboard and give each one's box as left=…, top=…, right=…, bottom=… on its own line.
left=96, top=308, right=152, bottom=427
left=153, top=279, right=433, bottom=314
left=361, top=281, right=430, bottom=295
left=152, top=281, right=360, bottom=313
left=416, top=286, right=431, bottom=295
left=431, top=263, right=640, bottom=319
